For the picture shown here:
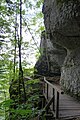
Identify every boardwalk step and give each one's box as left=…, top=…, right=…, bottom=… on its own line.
left=59, top=107, right=80, bottom=110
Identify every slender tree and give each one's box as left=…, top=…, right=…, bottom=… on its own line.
left=18, top=0, right=26, bottom=103
left=14, top=12, right=17, bottom=77
left=19, top=0, right=22, bottom=75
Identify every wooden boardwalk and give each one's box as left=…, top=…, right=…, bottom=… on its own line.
left=59, top=94, right=80, bottom=119
left=42, top=77, right=80, bottom=119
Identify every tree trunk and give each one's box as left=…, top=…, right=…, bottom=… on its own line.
left=18, top=0, right=26, bottom=104
left=13, top=12, right=17, bottom=78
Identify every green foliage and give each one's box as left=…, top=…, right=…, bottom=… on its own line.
left=26, top=79, right=39, bottom=85
left=56, top=0, right=76, bottom=5
left=36, top=0, right=43, bottom=8
left=9, top=108, right=39, bottom=120
left=23, top=67, right=34, bottom=76
left=0, top=0, right=44, bottom=119
left=9, top=78, right=41, bottom=120
left=0, top=99, right=13, bottom=108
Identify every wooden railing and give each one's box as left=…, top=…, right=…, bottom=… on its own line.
left=42, top=77, right=64, bottom=119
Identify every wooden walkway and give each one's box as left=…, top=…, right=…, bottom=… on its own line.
left=59, top=94, right=80, bottom=119
left=42, top=77, right=80, bottom=119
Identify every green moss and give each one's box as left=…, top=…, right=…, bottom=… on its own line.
left=56, top=0, right=68, bottom=4
left=56, top=0, right=73, bottom=3
left=56, top=0, right=78, bottom=5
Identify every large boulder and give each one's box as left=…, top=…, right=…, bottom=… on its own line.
left=35, top=31, right=66, bottom=77
left=43, top=0, right=80, bottom=98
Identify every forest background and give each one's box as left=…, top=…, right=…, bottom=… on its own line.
left=0, top=0, right=44, bottom=119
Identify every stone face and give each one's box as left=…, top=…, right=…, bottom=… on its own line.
left=61, top=48, right=80, bottom=98
left=43, top=0, right=80, bottom=98
left=43, top=0, right=80, bottom=49
left=35, top=31, right=66, bottom=77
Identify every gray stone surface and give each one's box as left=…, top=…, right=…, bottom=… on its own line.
left=61, top=48, right=80, bottom=97
left=35, top=31, right=66, bottom=77
left=42, top=0, right=80, bottom=98
left=43, top=0, right=80, bottom=49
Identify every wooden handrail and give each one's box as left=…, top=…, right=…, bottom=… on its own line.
left=44, top=77, right=64, bottom=94
left=42, top=77, right=64, bottom=119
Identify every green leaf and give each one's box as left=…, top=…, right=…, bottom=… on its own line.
left=26, top=79, right=39, bottom=85
left=22, top=10, right=25, bottom=15
left=0, top=99, right=14, bottom=108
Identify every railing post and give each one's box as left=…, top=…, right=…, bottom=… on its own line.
left=47, top=83, right=48, bottom=99
left=53, top=88, right=55, bottom=111
left=42, top=96, right=45, bottom=108
left=43, top=81, right=45, bottom=94
left=56, top=91, right=59, bottom=119
left=46, top=83, right=49, bottom=116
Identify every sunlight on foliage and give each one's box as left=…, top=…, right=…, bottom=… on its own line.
left=0, top=0, right=44, bottom=119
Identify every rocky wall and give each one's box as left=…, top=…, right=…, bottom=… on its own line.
left=43, top=0, right=80, bottom=49
left=35, top=31, right=66, bottom=77
left=42, top=0, right=80, bottom=98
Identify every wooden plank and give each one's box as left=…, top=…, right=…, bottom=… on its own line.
left=59, top=111, right=80, bottom=117
left=59, top=108, right=80, bottom=110
left=59, top=115, right=80, bottom=120
left=53, top=88, right=55, bottom=111
left=55, top=91, right=59, bottom=119
left=44, top=114, right=53, bottom=117
left=43, top=93, right=55, bottom=116
left=59, top=106, right=80, bottom=108
left=47, top=83, right=48, bottom=99
left=44, top=96, right=54, bottom=110
left=39, top=96, right=55, bottom=117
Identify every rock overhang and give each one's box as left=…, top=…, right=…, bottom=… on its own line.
left=42, top=0, right=80, bottom=50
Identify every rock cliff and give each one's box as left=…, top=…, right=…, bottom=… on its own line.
left=35, top=31, right=66, bottom=77
left=42, top=0, right=80, bottom=98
